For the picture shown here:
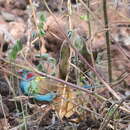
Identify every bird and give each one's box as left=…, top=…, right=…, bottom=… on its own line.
left=18, top=69, right=58, bottom=102
left=18, top=70, right=95, bottom=102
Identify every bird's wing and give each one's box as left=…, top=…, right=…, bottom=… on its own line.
left=33, top=92, right=57, bottom=102
left=34, top=77, right=60, bottom=94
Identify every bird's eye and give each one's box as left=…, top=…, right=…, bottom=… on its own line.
left=17, top=71, right=23, bottom=75
left=17, top=69, right=26, bottom=75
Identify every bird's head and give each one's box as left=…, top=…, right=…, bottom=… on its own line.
left=18, top=69, right=35, bottom=80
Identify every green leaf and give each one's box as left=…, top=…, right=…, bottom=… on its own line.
left=32, top=31, right=37, bottom=38
left=37, top=12, right=46, bottom=36
left=51, top=72, right=56, bottom=76
left=35, top=53, right=49, bottom=60
left=80, top=15, right=89, bottom=21
left=36, top=64, right=43, bottom=72
left=9, top=40, right=23, bottom=60
left=38, top=23, right=43, bottom=29
left=108, top=107, right=120, bottom=119
left=39, top=13, right=46, bottom=22
left=48, top=57, right=56, bottom=64
left=59, top=43, right=70, bottom=79
left=39, top=29, right=46, bottom=36
left=74, top=36, right=84, bottom=51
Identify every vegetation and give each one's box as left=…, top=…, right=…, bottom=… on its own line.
left=0, top=0, right=130, bottom=129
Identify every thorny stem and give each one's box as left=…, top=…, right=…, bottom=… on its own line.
left=103, top=0, right=112, bottom=82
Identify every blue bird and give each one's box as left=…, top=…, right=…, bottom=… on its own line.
left=18, top=70, right=57, bottom=102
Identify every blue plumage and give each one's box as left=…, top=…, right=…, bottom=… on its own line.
left=18, top=70, right=56, bottom=102
left=34, top=92, right=56, bottom=102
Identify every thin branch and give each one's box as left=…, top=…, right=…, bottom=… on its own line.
left=103, top=0, right=112, bottom=82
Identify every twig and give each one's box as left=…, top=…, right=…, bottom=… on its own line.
left=103, top=0, right=112, bottom=82
left=0, top=95, right=9, bottom=130
left=86, top=0, right=96, bottom=75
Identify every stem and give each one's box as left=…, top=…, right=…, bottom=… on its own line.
left=87, top=0, right=95, bottom=68
left=87, top=0, right=91, bottom=37
left=103, top=0, right=112, bottom=82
